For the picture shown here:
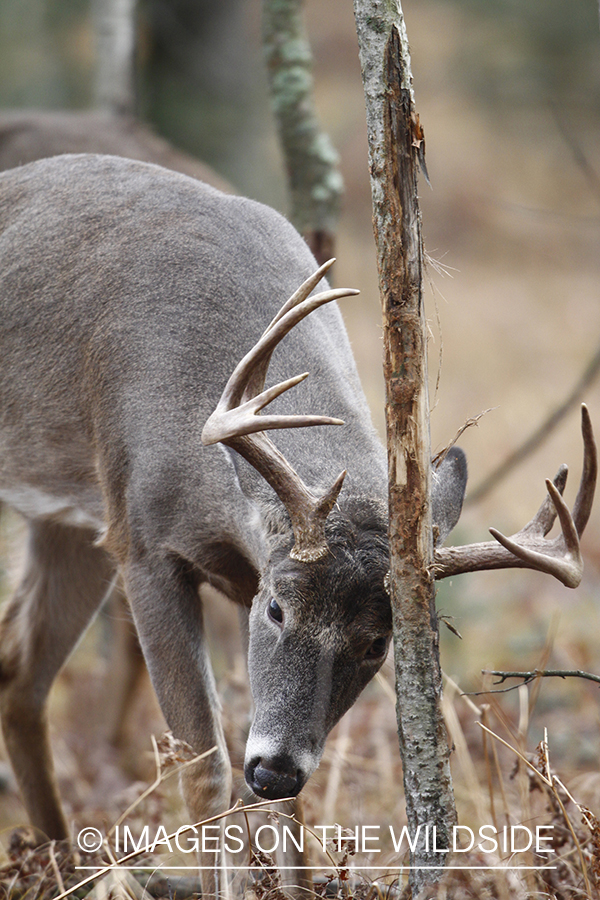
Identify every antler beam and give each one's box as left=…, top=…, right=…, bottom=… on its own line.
left=202, top=259, right=354, bottom=563
left=433, top=405, right=597, bottom=588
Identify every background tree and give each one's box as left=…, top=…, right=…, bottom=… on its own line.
left=262, top=0, right=343, bottom=264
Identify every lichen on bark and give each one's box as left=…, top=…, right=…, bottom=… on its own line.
left=262, top=0, right=343, bottom=264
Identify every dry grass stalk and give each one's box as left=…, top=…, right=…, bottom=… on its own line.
left=107, top=732, right=214, bottom=837
left=442, top=678, right=488, bottom=824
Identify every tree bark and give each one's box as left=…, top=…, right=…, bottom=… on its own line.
left=353, top=3, right=455, bottom=894
left=262, top=0, right=343, bottom=265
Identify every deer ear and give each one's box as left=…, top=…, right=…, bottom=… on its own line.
left=431, top=447, right=468, bottom=546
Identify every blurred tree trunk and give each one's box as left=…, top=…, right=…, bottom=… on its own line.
left=140, top=0, right=255, bottom=180
left=92, top=0, right=137, bottom=114
left=262, top=0, right=343, bottom=265
left=353, top=2, right=455, bottom=895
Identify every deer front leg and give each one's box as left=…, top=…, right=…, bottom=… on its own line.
left=122, top=554, right=232, bottom=900
left=0, top=521, right=115, bottom=842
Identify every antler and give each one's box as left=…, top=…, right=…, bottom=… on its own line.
left=433, top=405, right=597, bottom=588
left=202, top=259, right=356, bottom=563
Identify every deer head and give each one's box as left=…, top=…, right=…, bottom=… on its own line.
left=202, top=258, right=595, bottom=799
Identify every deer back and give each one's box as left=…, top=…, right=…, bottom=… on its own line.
left=0, top=154, right=384, bottom=577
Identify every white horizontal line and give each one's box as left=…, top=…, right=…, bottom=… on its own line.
left=76, top=865, right=557, bottom=871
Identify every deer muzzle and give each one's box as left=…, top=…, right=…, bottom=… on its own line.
left=244, top=753, right=306, bottom=799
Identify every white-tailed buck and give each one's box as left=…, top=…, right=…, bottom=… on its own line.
left=0, top=154, right=595, bottom=896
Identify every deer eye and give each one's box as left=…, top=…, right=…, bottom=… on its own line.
left=364, top=637, right=388, bottom=661
left=267, top=598, right=283, bottom=625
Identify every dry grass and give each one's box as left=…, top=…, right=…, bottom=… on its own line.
left=1, top=599, right=600, bottom=898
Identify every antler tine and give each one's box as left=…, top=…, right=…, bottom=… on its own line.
left=210, top=283, right=359, bottom=416
left=201, top=264, right=357, bottom=562
left=202, top=372, right=344, bottom=445
left=520, top=464, right=567, bottom=538
left=243, top=258, right=338, bottom=402
left=434, top=406, right=596, bottom=589
left=572, top=404, right=597, bottom=535
left=488, top=479, right=582, bottom=588
left=202, top=285, right=357, bottom=445
left=264, top=258, right=337, bottom=335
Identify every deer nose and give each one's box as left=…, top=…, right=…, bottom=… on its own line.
left=245, top=756, right=303, bottom=799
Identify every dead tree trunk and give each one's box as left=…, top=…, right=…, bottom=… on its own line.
left=353, top=2, right=455, bottom=894
left=262, top=0, right=343, bottom=265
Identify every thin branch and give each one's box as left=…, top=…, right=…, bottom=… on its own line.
left=433, top=408, right=495, bottom=468
left=108, top=737, right=217, bottom=836
left=467, top=343, right=600, bottom=504
left=552, top=105, right=600, bottom=204
left=48, top=842, right=65, bottom=895
left=465, top=668, right=600, bottom=696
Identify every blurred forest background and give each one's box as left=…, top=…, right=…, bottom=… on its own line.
left=1, top=0, right=600, bottom=891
